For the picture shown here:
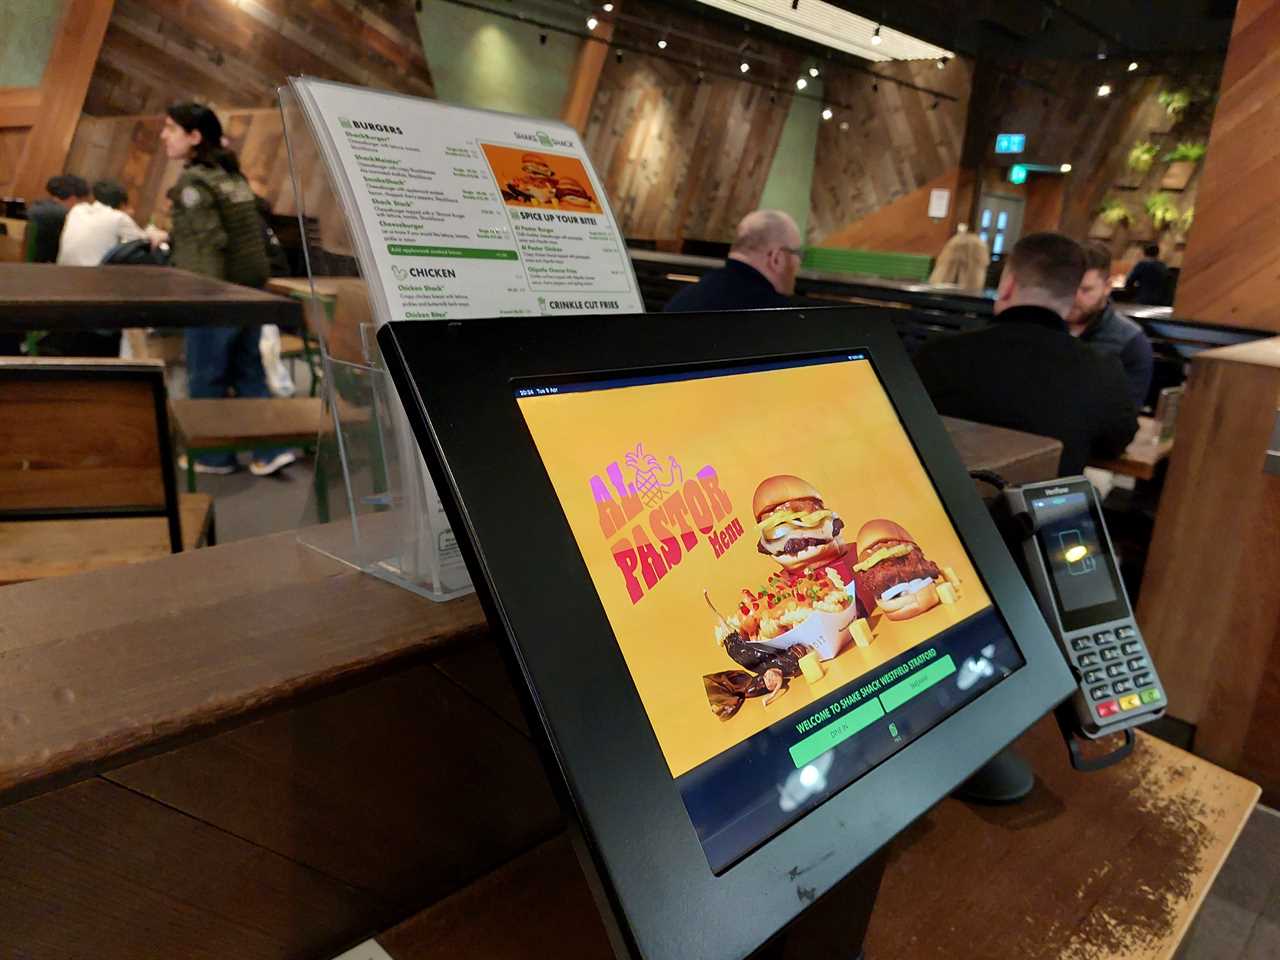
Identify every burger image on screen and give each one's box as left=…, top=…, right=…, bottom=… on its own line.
left=521, top=153, right=556, bottom=178
left=753, top=475, right=847, bottom=573
left=507, top=175, right=556, bottom=204
left=852, top=518, right=943, bottom=620
left=554, top=176, right=594, bottom=209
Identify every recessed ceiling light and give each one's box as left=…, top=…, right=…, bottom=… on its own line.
left=586, top=16, right=598, bottom=30
left=1060, top=163, right=1072, bottom=173
left=871, top=24, right=882, bottom=45
left=1128, top=61, right=1138, bottom=72
left=657, top=38, right=667, bottom=49
left=809, top=66, right=819, bottom=78
left=1097, top=83, right=1112, bottom=97
left=740, top=61, right=750, bottom=73
left=796, top=77, right=808, bottom=90
left=602, top=2, right=613, bottom=9
left=839, top=120, right=848, bottom=130
left=821, top=107, right=833, bottom=120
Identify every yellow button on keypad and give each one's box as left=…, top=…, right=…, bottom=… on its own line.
left=1118, top=693, right=1142, bottom=711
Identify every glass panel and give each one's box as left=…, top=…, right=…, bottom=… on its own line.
left=997, top=211, right=1009, bottom=230
left=980, top=209, right=992, bottom=228
left=992, top=232, right=1005, bottom=255
left=979, top=231, right=989, bottom=245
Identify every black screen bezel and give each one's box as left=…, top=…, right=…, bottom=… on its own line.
left=1028, top=480, right=1131, bottom=632
left=377, top=306, right=1075, bottom=960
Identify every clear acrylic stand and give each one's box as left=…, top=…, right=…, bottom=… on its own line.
left=279, top=84, right=473, bottom=601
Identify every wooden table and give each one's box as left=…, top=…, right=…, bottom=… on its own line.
left=360, top=716, right=1259, bottom=960
left=1093, top=415, right=1174, bottom=480
left=0, top=264, right=301, bottom=329
left=943, top=415, right=1062, bottom=487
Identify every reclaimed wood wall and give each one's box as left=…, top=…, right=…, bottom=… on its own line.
left=808, top=58, right=972, bottom=246
left=83, top=0, right=432, bottom=117
left=1175, top=0, right=1280, bottom=331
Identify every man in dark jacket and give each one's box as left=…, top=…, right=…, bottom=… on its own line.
left=1121, top=243, right=1171, bottom=305
left=25, top=174, right=89, bottom=262
left=914, top=233, right=1137, bottom=475
left=665, top=210, right=802, bottom=312
left=1068, top=241, right=1154, bottom=409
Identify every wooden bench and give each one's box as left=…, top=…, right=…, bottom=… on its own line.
left=0, top=357, right=213, bottom=585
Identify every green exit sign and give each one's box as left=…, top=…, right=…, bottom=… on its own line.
left=1009, top=164, right=1028, bottom=184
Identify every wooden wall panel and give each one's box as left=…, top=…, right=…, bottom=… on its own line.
left=82, top=0, right=433, bottom=118
left=819, top=169, right=960, bottom=254
left=65, top=107, right=329, bottom=226
left=808, top=59, right=972, bottom=246
left=1176, top=0, right=1280, bottom=332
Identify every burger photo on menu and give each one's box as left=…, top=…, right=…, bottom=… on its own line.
left=479, top=143, right=605, bottom=214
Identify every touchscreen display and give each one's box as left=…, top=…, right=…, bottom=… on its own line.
left=1031, top=490, right=1129, bottom=628
left=516, top=354, right=1024, bottom=872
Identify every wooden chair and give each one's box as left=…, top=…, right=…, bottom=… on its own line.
left=0, top=357, right=214, bottom=585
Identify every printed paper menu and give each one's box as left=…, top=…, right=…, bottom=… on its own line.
left=293, top=78, right=642, bottom=323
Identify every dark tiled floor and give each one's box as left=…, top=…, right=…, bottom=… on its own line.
left=201, top=441, right=1280, bottom=960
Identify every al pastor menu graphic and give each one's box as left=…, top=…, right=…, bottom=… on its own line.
left=295, top=80, right=642, bottom=321
left=518, top=358, right=993, bottom=778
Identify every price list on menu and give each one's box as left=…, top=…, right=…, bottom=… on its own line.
left=293, top=78, right=642, bottom=322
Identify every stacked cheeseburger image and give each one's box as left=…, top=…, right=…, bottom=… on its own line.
left=501, top=152, right=599, bottom=210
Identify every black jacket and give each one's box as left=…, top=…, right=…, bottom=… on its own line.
left=1079, top=304, right=1154, bottom=408
left=913, top=305, right=1138, bottom=475
left=26, top=199, right=67, bottom=263
left=664, top=258, right=794, bottom=312
left=1123, top=258, right=1171, bottom=305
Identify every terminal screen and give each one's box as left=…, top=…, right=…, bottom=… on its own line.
left=1031, top=490, right=1129, bottom=630
left=515, top=354, right=1025, bottom=872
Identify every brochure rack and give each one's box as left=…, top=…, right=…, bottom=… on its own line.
left=279, top=83, right=472, bottom=601
left=277, top=77, right=643, bottom=601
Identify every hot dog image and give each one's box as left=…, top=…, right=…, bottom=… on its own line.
left=852, top=518, right=945, bottom=620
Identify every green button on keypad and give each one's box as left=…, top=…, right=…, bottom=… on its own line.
left=1140, top=688, right=1162, bottom=704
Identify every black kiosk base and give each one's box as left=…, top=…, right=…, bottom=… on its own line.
left=752, top=849, right=888, bottom=960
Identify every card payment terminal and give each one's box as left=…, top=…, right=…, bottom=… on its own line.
left=1002, top=477, right=1166, bottom=739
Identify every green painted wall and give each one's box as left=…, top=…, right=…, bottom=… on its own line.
left=758, top=79, right=823, bottom=241
left=0, top=0, right=65, bottom=87
left=417, top=0, right=580, bottom=120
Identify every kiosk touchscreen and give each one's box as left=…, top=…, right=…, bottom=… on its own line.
left=378, top=308, right=1074, bottom=959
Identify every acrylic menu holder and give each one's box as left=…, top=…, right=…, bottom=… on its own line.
left=278, top=82, right=473, bottom=601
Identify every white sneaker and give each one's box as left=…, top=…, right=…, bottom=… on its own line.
left=249, top=451, right=298, bottom=477
left=177, top=454, right=237, bottom=475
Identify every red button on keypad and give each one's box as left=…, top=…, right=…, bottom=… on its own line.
left=1097, top=700, right=1120, bottom=719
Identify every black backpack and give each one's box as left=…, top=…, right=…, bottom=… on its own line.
left=101, top=239, right=170, bottom=266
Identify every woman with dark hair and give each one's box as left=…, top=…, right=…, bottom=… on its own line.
left=161, top=102, right=295, bottom=477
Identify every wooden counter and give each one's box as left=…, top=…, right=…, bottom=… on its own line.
left=363, top=717, right=1259, bottom=960
left=1092, top=415, right=1175, bottom=481
left=0, top=264, right=302, bottom=329
left=0, top=417, right=1057, bottom=806
left=1138, top=336, right=1280, bottom=806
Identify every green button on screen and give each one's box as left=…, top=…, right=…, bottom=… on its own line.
left=789, top=699, right=885, bottom=768
left=879, top=655, right=957, bottom=713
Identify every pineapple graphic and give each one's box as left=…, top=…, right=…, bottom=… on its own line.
left=625, top=443, right=683, bottom=508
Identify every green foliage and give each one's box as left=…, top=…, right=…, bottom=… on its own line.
left=1179, top=207, right=1195, bottom=232
left=1128, top=141, right=1160, bottom=173
left=1158, top=88, right=1193, bottom=121
left=1098, top=197, right=1133, bottom=226
left=1163, top=141, right=1207, bottom=163
left=1145, top=192, right=1180, bottom=230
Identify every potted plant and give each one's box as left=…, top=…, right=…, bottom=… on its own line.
left=1119, top=141, right=1160, bottom=188
left=1161, top=141, right=1206, bottom=190
left=1145, top=192, right=1180, bottom=231
left=1157, top=88, right=1193, bottom=128
left=1090, top=197, right=1132, bottom=240
left=1174, top=206, right=1195, bottom=245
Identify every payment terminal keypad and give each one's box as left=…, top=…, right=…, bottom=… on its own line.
left=1061, top=621, right=1165, bottom=732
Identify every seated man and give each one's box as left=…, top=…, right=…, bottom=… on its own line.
left=25, top=174, right=88, bottom=263
left=57, top=179, right=146, bottom=267
left=1068, top=241, right=1154, bottom=408
left=913, top=233, right=1137, bottom=475
left=665, top=209, right=803, bottom=312
left=1121, top=243, right=1172, bottom=306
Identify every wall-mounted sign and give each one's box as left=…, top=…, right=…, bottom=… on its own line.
left=1008, top=164, right=1029, bottom=185
left=995, top=133, right=1026, bottom=154
left=927, top=187, right=951, bottom=219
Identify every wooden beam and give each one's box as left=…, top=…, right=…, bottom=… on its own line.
left=0, top=88, right=43, bottom=130
left=10, top=0, right=115, bottom=199
left=560, top=7, right=619, bottom=135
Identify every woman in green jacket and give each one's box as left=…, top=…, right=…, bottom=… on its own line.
left=161, top=102, right=295, bottom=477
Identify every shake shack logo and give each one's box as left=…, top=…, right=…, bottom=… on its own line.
left=536, top=131, right=554, bottom=147
left=339, top=116, right=404, bottom=135
left=515, top=129, right=574, bottom=149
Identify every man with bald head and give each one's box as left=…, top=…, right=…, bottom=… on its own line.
left=665, top=209, right=804, bottom=312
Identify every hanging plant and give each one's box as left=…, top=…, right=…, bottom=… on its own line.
left=1145, top=192, right=1180, bottom=230
left=1179, top=206, right=1195, bottom=232
left=1163, top=141, right=1207, bottom=163
left=1128, top=141, right=1160, bottom=173
left=1158, top=89, right=1193, bottom=123
left=1099, top=197, right=1133, bottom=226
